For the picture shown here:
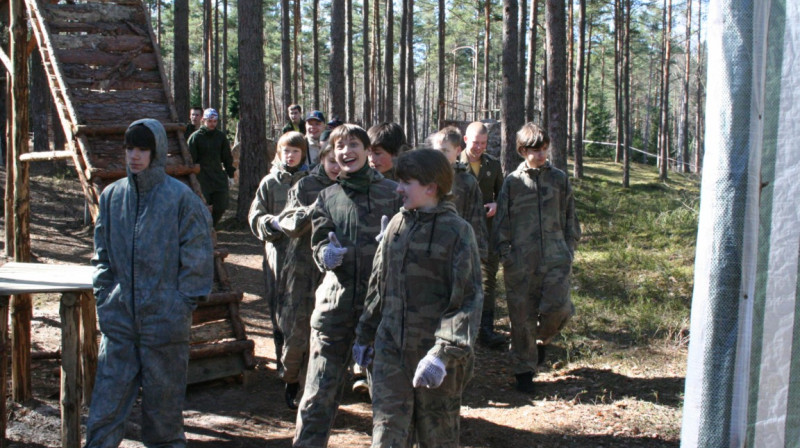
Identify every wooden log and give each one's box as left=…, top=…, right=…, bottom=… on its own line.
left=89, top=164, right=200, bottom=181
left=214, top=256, right=230, bottom=289
left=44, top=3, right=144, bottom=24
left=189, top=339, right=255, bottom=360
left=50, top=34, right=152, bottom=53
left=199, top=291, right=244, bottom=307
left=57, top=50, right=158, bottom=71
left=75, top=122, right=185, bottom=136
left=59, top=292, right=82, bottom=448
left=70, top=89, right=167, bottom=107
left=80, top=292, right=98, bottom=406
left=0, top=295, right=10, bottom=447
left=228, top=304, right=256, bottom=369
left=191, top=304, right=230, bottom=325
left=32, top=350, right=61, bottom=360
left=190, top=319, right=235, bottom=345
left=75, top=102, right=172, bottom=125
left=214, top=248, right=229, bottom=260
left=61, top=64, right=162, bottom=85
left=18, top=150, right=72, bottom=162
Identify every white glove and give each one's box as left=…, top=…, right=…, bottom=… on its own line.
left=352, top=343, right=374, bottom=368
left=228, top=177, right=235, bottom=187
left=321, top=232, right=348, bottom=270
left=375, top=215, right=390, bottom=242
left=412, top=355, right=447, bottom=389
left=270, top=217, right=281, bottom=231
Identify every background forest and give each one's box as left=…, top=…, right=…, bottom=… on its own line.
left=146, top=0, right=705, bottom=187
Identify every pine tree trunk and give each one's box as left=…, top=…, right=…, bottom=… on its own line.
left=679, top=0, right=692, bottom=173
left=518, top=0, right=527, bottom=85
left=502, top=0, right=523, bottom=174
left=345, top=0, right=355, bottom=122
left=383, top=0, right=394, bottom=121
left=222, top=0, right=228, bottom=131
left=313, top=0, right=320, bottom=107
left=330, top=0, right=346, bottom=120
left=525, top=0, right=539, bottom=122
left=437, top=0, right=445, bottom=128
left=566, top=0, right=573, bottom=157
left=405, top=0, right=415, bottom=143
left=363, top=0, right=372, bottom=126
left=280, top=0, right=292, bottom=114
left=293, top=0, right=301, bottom=105
left=398, top=0, right=408, bottom=129
left=30, top=51, right=49, bottom=153
left=545, top=0, right=568, bottom=171
left=202, top=0, right=211, bottom=107
left=213, top=0, right=220, bottom=109
left=572, top=0, right=585, bottom=179
left=482, top=0, right=491, bottom=119
left=174, top=0, right=189, bottom=119
left=659, top=0, right=672, bottom=181
left=237, top=0, right=268, bottom=222
left=693, top=0, right=703, bottom=174
left=622, top=0, right=631, bottom=187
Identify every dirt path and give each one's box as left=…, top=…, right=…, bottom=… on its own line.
left=1, top=165, right=684, bottom=447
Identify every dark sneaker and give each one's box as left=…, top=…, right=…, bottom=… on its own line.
left=537, top=344, right=547, bottom=366
left=285, top=382, right=299, bottom=410
left=515, top=372, right=536, bottom=394
left=478, top=329, right=508, bottom=349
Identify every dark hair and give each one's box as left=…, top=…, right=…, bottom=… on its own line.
left=288, top=104, right=302, bottom=113
left=329, top=123, right=371, bottom=151
left=368, top=122, right=407, bottom=156
left=435, top=126, right=464, bottom=150
left=124, top=124, right=156, bottom=152
left=516, top=122, right=550, bottom=155
left=190, top=106, right=203, bottom=112
left=396, top=149, right=453, bottom=201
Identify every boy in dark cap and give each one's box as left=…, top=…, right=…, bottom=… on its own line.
left=188, top=108, right=236, bottom=227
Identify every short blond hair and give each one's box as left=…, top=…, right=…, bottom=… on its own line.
left=277, top=131, right=308, bottom=162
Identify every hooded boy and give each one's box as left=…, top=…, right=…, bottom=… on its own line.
left=86, top=119, right=214, bottom=447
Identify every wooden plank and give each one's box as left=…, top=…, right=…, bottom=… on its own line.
left=50, top=34, right=151, bottom=53
left=75, top=122, right=184, bottom=136
left=75, top=102, right=172, bottom=124
left=59, top=292, right=81, bottom=448
left=44, top=3, right=144, bottom=24
left=56, top=50, right=158, bottom=71
left=229, top=304, right=256, bottom=369
left=70, top=88, right=167, bottom=106
left=89, top=164, right=200, bottom=181
left=0, top=262, right=94, bottom=295
left=190, top=320, right=235, bottom=345
left=61, top=64, right=162, bottom=85
left=186, top=352, right=245, bottom=385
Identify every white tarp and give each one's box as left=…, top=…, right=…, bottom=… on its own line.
left=681, top=0, right=800, bottom=447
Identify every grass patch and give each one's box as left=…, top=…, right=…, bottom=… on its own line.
left=497, top=157, right=699, bottom=357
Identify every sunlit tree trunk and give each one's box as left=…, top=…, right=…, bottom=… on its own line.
left=572, top=0, right=585, bottom=179
left=330, top=0, right=346, bottom=119
left=313, top=0, right=320, bottom=107
left=173, top=0, right=189, bottom=120
left=693, top=0, right=704, bottom=174
left=545, top=0, right=568, bottom=171
left=678, top=0, right=692, bottom=173
left=280, top=0, right=291, bottom=113
left=437, top=0, right=445, bottom=127
left=363, top=0, right=372, bottom=126
left=383, top=0, right=394, bottom=121
left=658, top=0, right=672, bottom=181
left=482, top=0, right=490, bottom=119
left=525, top=0, right=539, bottom=122
left=502, top=0, right=524, bottom=173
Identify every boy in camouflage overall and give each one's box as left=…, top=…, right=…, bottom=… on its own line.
left=367, top=122, right=408, bottom=181
left=493, top=123, right=581, bottom=393
left=275, top=143, right=340, bottom=409
left=429, top=126, right=489, bottom=261
left=293, top=124, right=402, bottom=447
left=248, top=132, right=309, bottom=380
left=354, top=149, right=483, bottom=447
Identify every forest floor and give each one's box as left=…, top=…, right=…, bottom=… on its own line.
left=0, top=160, right=687, bottom=447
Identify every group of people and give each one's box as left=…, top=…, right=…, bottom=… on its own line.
left=83, top=104, right=579, bottom=448
left=247, top=105, right=581, bottom=447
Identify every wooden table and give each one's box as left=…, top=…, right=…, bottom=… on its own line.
left=0, top=262, right=97, bottom=448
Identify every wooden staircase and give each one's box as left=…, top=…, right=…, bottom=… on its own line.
left=25, top=0, right=255, bottom=383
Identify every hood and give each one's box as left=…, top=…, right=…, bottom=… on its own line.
left=400, top=200, right=458, bottom=218
left=126, top=118, right=167, bottom=193
left=517, top=160, right=552, bottom=175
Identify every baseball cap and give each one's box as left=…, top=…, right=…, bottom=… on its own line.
left=306, top=110, right=325, bottom=123
left=203, top=108, right=219, bottom=120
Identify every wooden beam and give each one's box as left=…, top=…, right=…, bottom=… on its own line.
left=74, top=122, right=186, bottom=136
left=89, top=164, right=200, bottom=180
left=19, top=150, right=73, bottom=162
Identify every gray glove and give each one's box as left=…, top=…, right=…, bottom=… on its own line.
left=412, top=354, right=446, bottom=389
left=375, top=215, right=390, bottom=243
left=352, top=343, right=374, bottom=368
left=322, top=232, right=348, bottom=270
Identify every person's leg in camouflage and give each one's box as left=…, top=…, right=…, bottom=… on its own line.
left=478, top=250, right=507, bottom=348
left=370, top=341, right=414, bottom=447
left=536, top=263, right=574, bottom=365
left=504, top=259, right=542, bottom=393
left=294, top=327, right=355, bottom=448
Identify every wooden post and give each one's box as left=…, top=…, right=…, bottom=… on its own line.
left=0, top=295, right=9, bottom=448
left=10, top=0, right=32, bottom=403
left=59, top=292, right=82, bottom=448
left=80, top=292, right=98, bottom=405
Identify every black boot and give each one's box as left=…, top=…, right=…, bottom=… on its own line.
left=537, top=344, right=546, bottom=366
left=478, top=326, right=507, bottom=349
left=515, top=372, right=536, bottom=394
left=284, top=382, right=299, bottom=410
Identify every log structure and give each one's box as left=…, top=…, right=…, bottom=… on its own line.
left=3, top=0, right=254, bottom=388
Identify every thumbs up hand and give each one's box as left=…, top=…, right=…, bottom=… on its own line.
left=375, top=215, right=390, bottom=243
left=322, top=231, right=348, bottom=270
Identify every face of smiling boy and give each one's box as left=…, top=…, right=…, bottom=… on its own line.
left=334, top=135, right=368, bottom=175
left=280, top=145, right=304, bottom=168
